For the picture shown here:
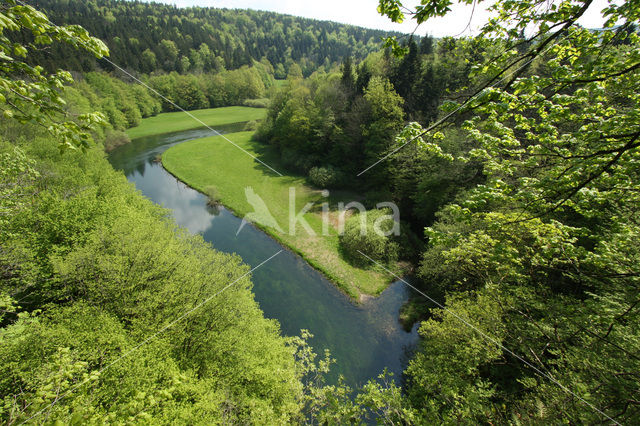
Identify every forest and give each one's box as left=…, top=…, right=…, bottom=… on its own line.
left=2, top=0, right=639, bottom=424
left=28, top=0, right=402, bottom=76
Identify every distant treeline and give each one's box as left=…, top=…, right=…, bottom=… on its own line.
left=26, top=0, right=404, bottom=77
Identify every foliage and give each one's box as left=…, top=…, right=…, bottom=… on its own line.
left=403, top=290, right=506, bottom=423
left=0, top=145, right=36, bottom=209
left=308, top=165, right=343, bottom=188
left=373, top=0, right=640, bottom=423
left=146, top=65, right=272, bottom=111
left=390, top=125, right=482, bottom=225
left=203, top=185, right=219, bottom=206
left=0, top=304, right=224, bottom=424
left=243, top=119, right=259, bottom=131
left=0, top=0, right=107, bottom=150
left=339, top=209, right=399, bottom=266
left=102, top=129, right=130, bottom=152
left=361, top=76, right=405, bottom=186
left=243, top=98, right=270, bottom=108
left=260, top=70, right=405, bottom=187
left=27, top=0, right=402, bottom=75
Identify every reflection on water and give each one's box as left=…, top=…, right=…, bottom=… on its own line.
left=109, top=124, right=420, bottom=386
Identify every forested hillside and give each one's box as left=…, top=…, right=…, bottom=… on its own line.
left=26, top=0, right=401, bottom=76
left=256, top=35, right=471, bottom=233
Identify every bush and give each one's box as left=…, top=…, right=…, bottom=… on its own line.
left=308, top=165, right=344, bottom=188
left=339, top=209, right=399, bottom=266
left=203, top=185, right=219, bottom=206
left=243, top=120, right=259, bottom=131
left=101, top=101, right=128, bottom=131
left=121, top=101, right=142, bottom=128
left=103, top=130, right=131, bottom=152
left=252, top=119, right=271, bottom=142
left=243, top=98, right=270, bottom=108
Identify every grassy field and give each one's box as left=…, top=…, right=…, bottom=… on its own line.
left=126, top=106, right=267, bottom=139
left=162, top=131, right=394, bottom=299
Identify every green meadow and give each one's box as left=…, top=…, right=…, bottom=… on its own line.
left=126, top=106, right=267, bottom=139
left=162, top=131, right=393, bottom=298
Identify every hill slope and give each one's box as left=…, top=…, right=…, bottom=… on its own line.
left=27, top=0, right=403, bottom=76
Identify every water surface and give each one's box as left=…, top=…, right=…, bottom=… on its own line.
left=109, top=125, right=420, bottom=386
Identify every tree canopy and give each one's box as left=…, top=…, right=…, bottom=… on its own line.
left=368, top=0, right=640, bottom=422
left=0, top=0, right=107, bottom=150
left=26, top=0, right=405, bottom=76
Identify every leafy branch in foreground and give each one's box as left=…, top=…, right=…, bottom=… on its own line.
left=0, top=0, right=108, bottom=150
left=375, top=0, right=640, bottom=423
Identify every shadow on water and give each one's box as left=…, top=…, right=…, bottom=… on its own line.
left=108, top=124, right=420, bottom=387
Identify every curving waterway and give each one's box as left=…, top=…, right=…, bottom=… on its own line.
left=109, top=123, right=420, bottom=387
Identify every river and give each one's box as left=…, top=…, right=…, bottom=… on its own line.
left=108, top=123, right=420, bottom=387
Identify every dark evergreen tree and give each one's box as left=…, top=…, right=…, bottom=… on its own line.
left=341, top=56, right=355, bottom=93
left=391, top=38, right=419, bottom=117
left=355, top=63, right=372, bottom=95
left=414, top=62, right=441, bottom=123
left=419, top=34, right=434, bottom=55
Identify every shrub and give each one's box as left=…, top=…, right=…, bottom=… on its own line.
left=121, top=101, right=142, bottom=128
left=243, top=120, right=259, bottom=131
left=103, top=130, right=131, bottom=152
left=252, top=119, right=271, bottom=142
left=308, top=165, right=344, bottom=188
left=243, top=98, right=270, bottom=108
left=203, top=185, right=219, bottom=206
left=339, top=209, right=399, bottom=266
left=101, top=101, right=128, bottom=131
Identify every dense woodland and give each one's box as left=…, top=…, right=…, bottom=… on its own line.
left=256, top=36, right=471, bottom=229
left=2, top=0, right=640, bottom=423
left=27, top=0, right=401, bottom=77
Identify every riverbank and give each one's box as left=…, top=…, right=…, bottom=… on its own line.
left=161, top=131, right=402, bottom=299
left=109, top=125, right=419, bottom=386
left=126, top=107, right=404, bottom=299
